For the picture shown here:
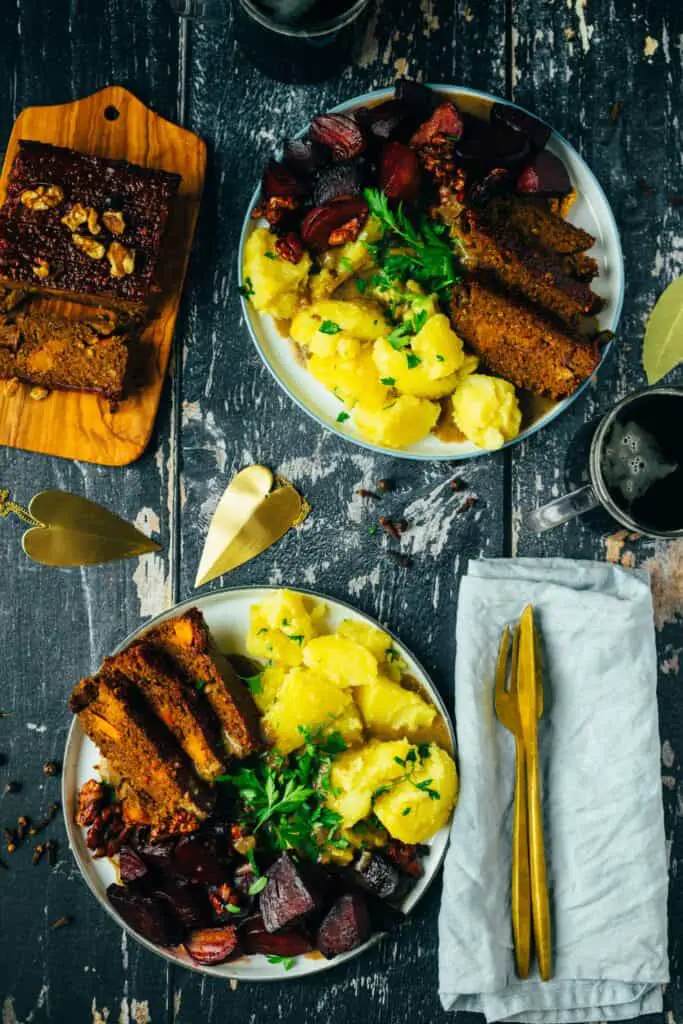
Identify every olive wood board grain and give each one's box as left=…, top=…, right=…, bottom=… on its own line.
left=0, top=85, right=206, bottom=466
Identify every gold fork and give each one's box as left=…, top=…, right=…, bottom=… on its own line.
left=494, top=624, right=531, bottom=978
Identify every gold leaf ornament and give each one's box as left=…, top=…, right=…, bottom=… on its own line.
left=0, top=488, right=161, bottom=566
left=194, top=465, right=309, bottom=587
left=643, top=275, right=683, bottom=384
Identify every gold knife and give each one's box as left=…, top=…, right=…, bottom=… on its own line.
left=517, top=605, right=552, bottom=981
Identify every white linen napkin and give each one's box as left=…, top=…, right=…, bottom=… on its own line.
left=438, top=558, right=668, bottom=1022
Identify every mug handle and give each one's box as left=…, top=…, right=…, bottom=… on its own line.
left=526, top=484, right=599, bottom=532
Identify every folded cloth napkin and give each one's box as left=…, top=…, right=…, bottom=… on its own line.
left=439, top=558, right=669, bottom=1022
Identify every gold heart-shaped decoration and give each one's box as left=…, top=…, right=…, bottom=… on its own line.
left=22, top=490, right=161, bottom=566
left=194, top=465, right=307, bottom=587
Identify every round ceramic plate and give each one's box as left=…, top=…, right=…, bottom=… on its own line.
left=63, top=587, right=455, bottom=981
left=238, top=84, right=624, bottom=461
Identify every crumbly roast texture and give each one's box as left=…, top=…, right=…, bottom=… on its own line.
left=449, top=279, right=600, bottom=400
left=142, top=609, right=262, bottom=759
left=0, top=312, right=128, bottom=400
left=116, top=641, right=226, bottom=782
left=0, top=140, right=180, bottom=310
left=481, top=196, right=596, bottom=256
left=69, top=665, right=215, bottom=821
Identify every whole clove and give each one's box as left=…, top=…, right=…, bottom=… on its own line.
left=29, top=802, right=60, bottom=835
left=32, top=843, right=46, bottom=865
left=385, top=550, right=411, bottom=568
left=50, top=915, right=72, bottom=930
left=3, top=828, right=17, bottom=853
left=458, top=496, right=478, bottom=514
left=379, top=516, right=401, bottom=541
left=448, top=478, right=465, bottom=492
left=46, top=839, right=58, bottom=867
left=4, top=780, right=20, bottom=794
left=357, top=488, right=380, bottom=500
left=394, top=518, right=408, bottom=534
left=609, top=100, right=623, bottom=123
left=42, top=761, right=60, bottom=777
left=377, top=478, right=394, bottom=492
left=16, top=815, right=29, bottom=842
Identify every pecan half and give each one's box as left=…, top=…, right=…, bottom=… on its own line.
left=102, top=210, right=125, bottom=236
left=107, top=241, right=135, bottom=279
left=76, top=779, right=105, bottom=827
left=61, top=203, right=88, bottom=231
left=275, top=232, right=304, bottom=264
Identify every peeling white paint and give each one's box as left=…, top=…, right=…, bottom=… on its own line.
left=644, top=35, right=659, bottom=59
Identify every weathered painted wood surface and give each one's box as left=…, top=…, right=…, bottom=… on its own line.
left=0, top=0, right=682, bottom=1021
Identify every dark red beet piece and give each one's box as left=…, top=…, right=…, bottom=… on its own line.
left=517, top=150, right=571, bottom=196
left=152, top=877, right=213, bottom=929
left=309, top=113, right=365, bottom=161
left=317, top=892, right=371, bottom=959
left=262, top=159, right=308, bottom=200
left=468, top=167, right=513, bottom=207
left=385, top=839, right=424, bottom=879
left=353, top=852, right=401, bottom=900
left=455, top=123, right=529, bottom=168
left=410, top=101, right=464, bottom=147
left=379, top=142, right=421, bottom=202
left=301, top=197, right=368, bottom=250
left=394, top=79, right=439, bottom=119
left=283, top=137, right=329, bottom=176
left=312, top=162, right=362, bottom=206
left=260, top=852, right=326, bottom=934
left=133, top=837, right=176, bottom=873
left=119, top=844, right=148, bottom=883
left=172, top=835, right=231, bottom=887
left=357, top=99, right=407, bottom=144
left=242, top=914, right=313, bottom=956
left=186, top=925, right=240, bottom=965
left=490, top=102, right=552, bottom=151
left=107, top=883, right=183, bottom=947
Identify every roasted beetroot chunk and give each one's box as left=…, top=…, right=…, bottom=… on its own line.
left=353, top=851, right=401, bottom=900
left=490, top=101, right=552, bottom=151
left=380, top=142, right=421, bottom=203
left=152, top=877, right=214, bottom=930
left=394, top=79, right=439, bottom=121
left=107, top=883, right=183, bottom=947
left=186, top=925, right=240, bottom=965
left=262, top=159, right=308, bottom=200
left=260, top=852, right=326, bottom=934
left=283, top=137, right=329, bottom=176
left=516, top=151, right=571, bottom=196
left=357, top=99, right=407, bottom=144
left=243, top=913, right=313, bottom=956
left=119, top=844, right=148, bottom=883
left=172, top=834, right=231, bottom=887
left=312, top=162, right=363, bottom=206
left=301, top=197, right=369, bottom=250
left=317, top=892, right=371, bottom=959
left=310, top=114, right=366, bottom=162
left=410, top=100, right=464, bottom=148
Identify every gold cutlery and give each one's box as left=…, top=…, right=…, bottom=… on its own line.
left=494, top=606, right=552, bottom=981
left=494, top=624, right=532, bottom=979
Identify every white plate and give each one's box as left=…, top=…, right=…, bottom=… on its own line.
left=63, top=587, right=456, bottom=981
left=238, top=84, right=624, bottom=461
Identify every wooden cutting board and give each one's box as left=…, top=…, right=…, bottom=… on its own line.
left=0, top=86, right=206, bottom=466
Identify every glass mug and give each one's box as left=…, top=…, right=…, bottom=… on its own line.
left=528, top=385, right=683, bottom=539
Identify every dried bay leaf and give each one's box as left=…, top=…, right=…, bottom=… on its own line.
left=643, top=275, right=683, bottom=384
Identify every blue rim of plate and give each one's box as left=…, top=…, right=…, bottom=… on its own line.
left=62, top=585, right=455, bottom=982
left=238, top=85, right=625, bottom=462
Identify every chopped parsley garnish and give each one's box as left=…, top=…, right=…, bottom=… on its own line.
left=370, top=744, right=440, bottom=804
left=385, top=647, right=400, bottom=662
left=195, top=679, right=208, bottom=692
left=355, top=277, right=368, bottom=295
left=248, top=876, right=268, bottom=896
left=406, top=352, right=422, bottom=369
left=320, top=320, right=342, bottom=335
left=238, top=276, right=255, bottom=299
left=218, top=725, right=349, bottom=860
left=267, top=955, right=295, bottom=970
left=238, top=669, right=265, bottom=695
left=256, top=626, right=268, bottom=635
left=287, top=634, right=304, bottom=645
left=226, top=903, right=241, bottom=913
left=364, top=188, right=462, bottom=294
left=402, top=807, right=412, bottom=816
left=387, top=309, right=428, bottom=352
left=339, top=256, right=353, bottom=272
left=368, top=526, right=378, bottom=536
left=337, top=411, right=350, bottom=423
left=380, top=376, right=396, bottom=386
left=436, top=354, right=445, bottom=362
left=265, top=251, right=278, bottom=261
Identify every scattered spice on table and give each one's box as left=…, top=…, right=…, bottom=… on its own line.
left=357, top=488, right=380, bottom=500
left=45, top=839, right=58, bottom=866
left=31, top=842, right=45, bottom=865
left=29, top=801, right=60, bottom=835
left=609, top=100, right=623, bottom=123
left=42, top=761, right=60, bottom=777
left=458, top=496, right=478, bottom=514
left=3, top=828, right=17, bottom=853
left=379, top=516, right=401, bottom=541
left=50, top=915, right=72, bottom=930
left=16, top=815, right=28, bottom=841
left=377, top=478, right=394, bottom=492
left=448, top=477, right=465, bottom=492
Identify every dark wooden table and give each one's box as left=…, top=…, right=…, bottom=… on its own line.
left=1, top=0, right=682, bottom=1020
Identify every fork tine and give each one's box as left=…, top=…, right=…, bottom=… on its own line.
left=509, top=624, right=521, bottom=696
left=494, top=626, right=511, bottom=711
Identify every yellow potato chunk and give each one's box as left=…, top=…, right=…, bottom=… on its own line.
left=303, top=635, right=378, bottom=687
left=310, top=216, right=384, bottom=300
left=373, top=743, right=458, bottom=843
left=242, top=228, right=311, bottom=320
left=327, top=739, right=413, bottom=828
left=251, top=663, right=288, bottom=714
left=356, top=675, right=436, bottom=739
left=262, top=667, right=364, bottom=754
left=247, top=589, right=323, bottom=667
left=370, top=279, right=438, bottom=323
left=353, top=395, right=440, bottom=448
left=308, top=349, right=391, bottom=411
left=290, top=308, right=364, bottom=361
left=451, top=374, right=522, bottom=450
left=336, top=621, right=407, bottom=681
left=304, top=299, right=389, bottom=341
left=373, top=338, right=462, bottom=399
left=411, top=314, right=466, bottom=377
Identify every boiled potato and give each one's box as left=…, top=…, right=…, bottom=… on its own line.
left=308, top=349, right=391, bottom=411
left=353, top=395, right=440, bottom=448
left=303, top=635, right=378, bottom=688
left=303, top=299, right=389, bottom=341
left=326, top=738, right=413, bottom=828
left=411, top=314, right=466, bottom=377
left=290, top=308, right=364, bottom=361
left=251, top=663, right=288, bottom=714
left=247, top=589, right=323, bottom=667
left=373, top=743, right=458, bottom=844
left=356, top=675, right=436, bottom=739
left=451, top=374, right=522, bottom=450
left=261, top=667, right=364, bottom=754
left=336, top=620, right=407, bottom=681
left=373, top=338, right=462, bottom=399
left=242, top=228, right=311, bottom=320
left=370, top=278, right=438, bottom=323
left=310, top=216, right=384, bottom=300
